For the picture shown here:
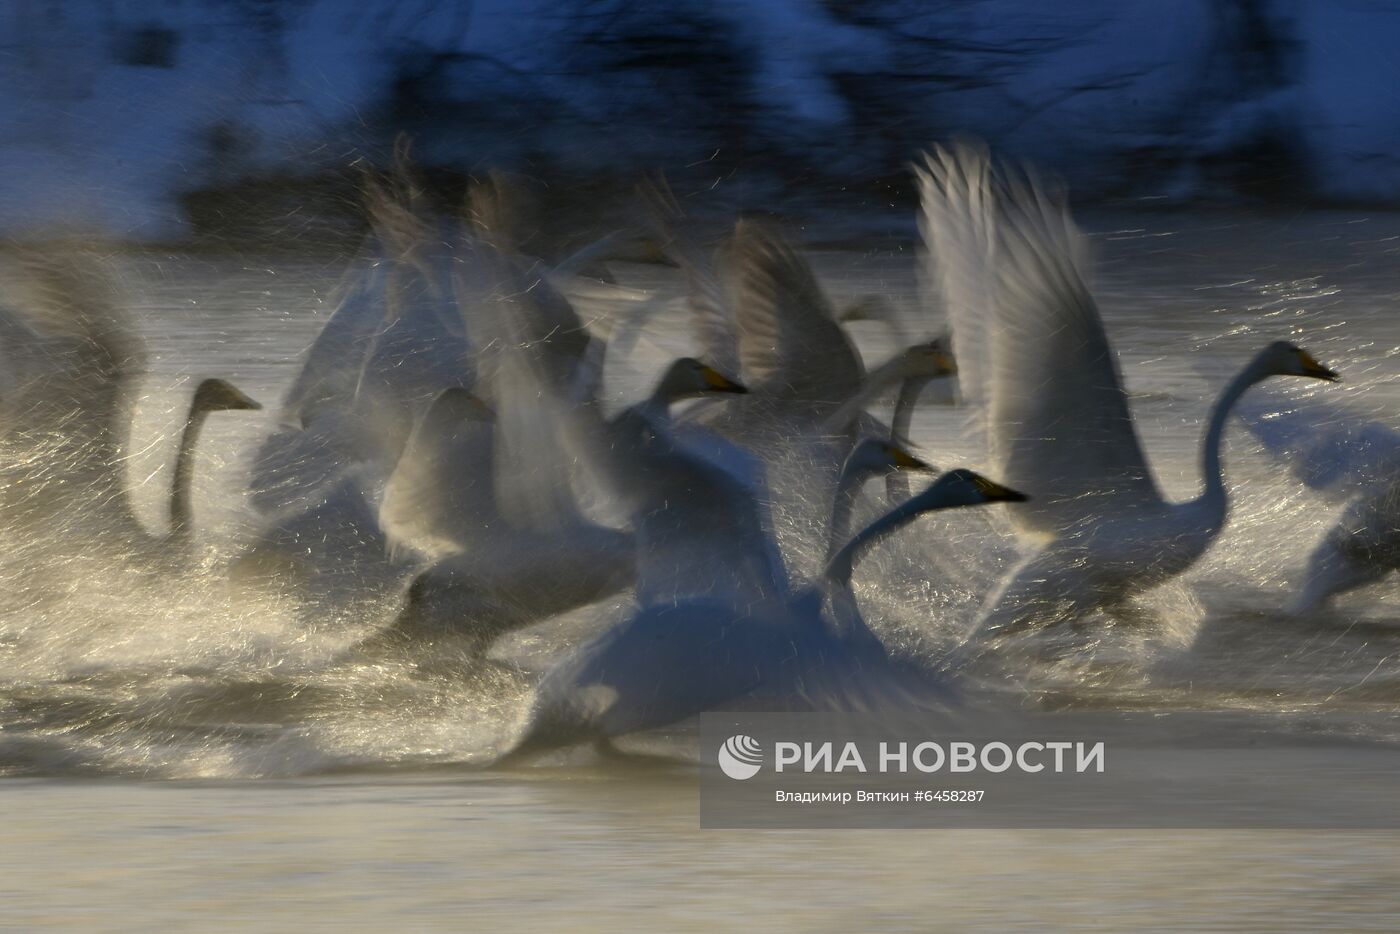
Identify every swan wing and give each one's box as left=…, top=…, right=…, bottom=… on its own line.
left=627, top=414, right=791, bottom=607
left=1237, top=384, right=1400, bottom=499
left=919, top=143, right=1162, bottom=538
left=0, top=252, right=145, bottom=481
left=281, top=263, right=387, bottom=426
left=378, top=388, right=498, bottom=560
left=526, top=600, right=779, bottom=743
left=684, top=244, right=742, bottom=378
left=917, top=144, right=996, bottom=448
left=471, top=247, right=609, bottom=532
left=729, top=221, right=864, bottom=406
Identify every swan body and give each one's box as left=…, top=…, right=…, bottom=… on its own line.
left=918, top=143, right=1340, bottom=634
left=377, top=358, right=751, bottom=655
left=377, top=388, right=498, bottom=561
left=1237, top=386, right=1400, bottom=613
left=596, top=360, right=785, bottom=609
left=502, top=460, right=1024, bottom=762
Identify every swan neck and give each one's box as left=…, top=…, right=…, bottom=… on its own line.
left=825, top=468, right=867, bottom=563
left=169, top=399, right=211, bottom=542
left=884, top=375, right=931, bottom=504
left=825, top=491, right=934, bottom=587
left=1196, top=358, right=1264, bottom=514
left=638, top=381, right=679, bottom=423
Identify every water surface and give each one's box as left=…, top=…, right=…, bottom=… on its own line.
left=2, top=209, right=1398, bottom=930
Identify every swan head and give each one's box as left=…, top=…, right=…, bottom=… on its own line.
left=1256, top=341, right=1339, bottom=382
left=841, top=438, right=932, bottom=484
left=655, top=357, right=747, bottom=402
left=915, top=468, right=1028, bottom=509
left=192, top=378, right=262, bottom=413
left=899, top=339, right=957, bottom=379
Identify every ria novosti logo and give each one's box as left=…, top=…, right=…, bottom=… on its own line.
left=715, top=735, right=1106, bottom=780
left=717, top=734, right=764, bottom=780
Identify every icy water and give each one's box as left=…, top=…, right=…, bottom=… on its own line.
left=2, top=210, right=1399, bottom=930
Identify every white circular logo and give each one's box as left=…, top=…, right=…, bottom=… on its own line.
left=717, top=734, right=763, bottom=780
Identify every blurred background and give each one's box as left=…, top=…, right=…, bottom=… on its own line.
left=3, top=0, right=1396, bottom=242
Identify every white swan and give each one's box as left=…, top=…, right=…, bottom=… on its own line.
left=249, top=176, right=472, bottom=519
left=376, top=388, right=498, bottom=562
left=1237, top=385, right=1399, bottom=613
left=375, top=357, right=749, bottom=655
left=500, top=460, right=1025, bottom=760
left=0, top=255, right=262, bottom=560
left=241, top=164, right=484, bottom=590
left=918, top=143, right=1341, bottom=634
left=658, top=220, right=956, bottom=573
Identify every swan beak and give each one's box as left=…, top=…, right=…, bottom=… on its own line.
left=1296, top=350, right=1339, bottom=382
left=971, top=474, right=1029, bottom=502
left=888, top=444, right=932, bottom=471
left=700, top=365, right=748, bottom=394
left=925, top=346, right=957, bottom=376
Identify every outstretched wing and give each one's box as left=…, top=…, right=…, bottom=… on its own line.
left=638, top=177, right=741, bottom=376
left=918, top=143, right=1162, bottom=539
left=378, top=387, right=498, bottom=560
left=0, top=251, right=145, bottom=474
left=729, top=221, right=864, bottom=407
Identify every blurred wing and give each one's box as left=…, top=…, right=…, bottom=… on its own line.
left=683, top=245, right=741, bottom=377
left=364, top=241, right=474, bottom=415
left=378, top=388, right=498, bottom=560
left=917, top=144, right=995, bottom=449
left=281, top=263, right=386, bottom=426
left=1237, top=385, right=1400, bottom=499
left=641, top=181, right=742, bottom=376
left=0, top=252, right=145, bottom=471
left=475, top=250, right=606, bottom=533
left=920, top=144, right=1161, bottom=538
left=729, top=221, right=863, bottom=406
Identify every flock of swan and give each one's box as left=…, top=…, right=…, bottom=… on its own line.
left=0, top=143, right=1394, bottom=763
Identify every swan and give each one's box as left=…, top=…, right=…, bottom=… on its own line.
left=588, top=359, right=789, bottom=609
left=500, top=460, right=1026, bottom=761
left=651, top=219, right=956, bottom=572
left=0, top=255, right=261, bottom=560
left=1237, top=385, right=1399, bottom=613
left=822, top=339, right=956, bottom=502
left=249, top=170, right=472, bottom=519
left=918, top=143, right=1340, bottom=635
left=376, top=388, right=498, bottom=561
left=241, top=162, right=491, bottom=590
left=375, top=357, right=749, bottom=655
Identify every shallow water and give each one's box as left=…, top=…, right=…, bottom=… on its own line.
left=2, top=210, right=1399, bottom=930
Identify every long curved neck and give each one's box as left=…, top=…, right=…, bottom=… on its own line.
left=825, top=492, right=940, bottom=588
left=168, top=400, right=212, bottom=544
left=884, top=375, right=932, bottom=503
left=636, top=373, right=687, bottom=425
left=1192, top=359, right=1267, bottom=518
left=825, top=467, right=871, bottom=563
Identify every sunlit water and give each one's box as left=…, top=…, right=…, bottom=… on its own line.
left=2, top=210, right=1398, bottom=930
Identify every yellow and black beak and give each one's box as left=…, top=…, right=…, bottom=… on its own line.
left=927, top=347, right=956, bottom=376
left=1296, top=349, right=1339, bottom=382
left=887, top=443, right=933, bottom=472
left=969, top=473, right=1029, bottom=503
left=700, top=365, right=748, bottom=394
